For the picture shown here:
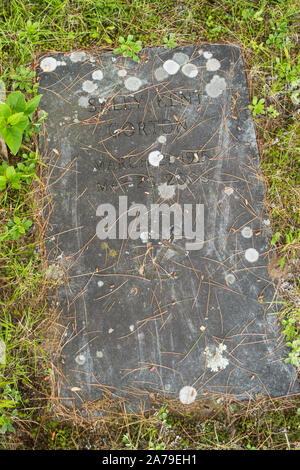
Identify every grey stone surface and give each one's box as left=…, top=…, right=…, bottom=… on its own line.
left=38, top=45, right=299, bottom=410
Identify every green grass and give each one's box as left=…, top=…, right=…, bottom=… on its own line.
left=0, top=0, right=299, bottom=449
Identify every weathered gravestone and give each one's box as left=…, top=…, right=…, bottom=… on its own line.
left=38, top=45, right=298, bottom=410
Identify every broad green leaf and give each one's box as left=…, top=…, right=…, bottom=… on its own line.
left=0, top=103, right=11, bottom=119
left=1, top=126, right=23, bottom=155
left=7, top=112, right=25, bottom=126
left=14, top=115, right=28, bottom=133
left=6, top=91, right=26, bottom=113
left=24, top=94, right=42, bottom=116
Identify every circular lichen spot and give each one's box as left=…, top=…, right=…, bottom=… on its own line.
left=75, top=354, right=86, bottom=365
left=40, top=57, right=57, bottom=72
left=163, top=60, right=180, bottom=75
left=92, top=69, right=103, bottom=81
left=245, top=248, right=259, bottom=263
left=225, top=273, right=236, bottom=284
left=179, top=386, right=197, bottom=405
left=124, top=76, right=142, bottom=91
left=154, top=67, right=169, bottom=82
left=205, top=75, right=226, bottom=98
left=78, top=96, right=89, bottom=108
left=172, top=52, right=189, bottom=65
left=241, top=226, right=253, bottom=239
left=117, top=69, right=127, bottom=78
left=206, top=58, right=221, bottom=72
left=181, top=63, right=198, bottom=78
left=157, top=135, right=167, bottom=144
left=82, top=80, right=98, bottom=93
left=148, top=150, right=164, bottom=167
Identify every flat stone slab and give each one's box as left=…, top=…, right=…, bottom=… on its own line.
left=38, top=45, right=298, bottom=410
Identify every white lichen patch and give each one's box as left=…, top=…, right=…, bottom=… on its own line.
left=172, top=52, right=189, bottom=65
left=241, top=226, right=253, bottom=239
left=124, top=76, right=142, bottom=91
left=163, top=59, right=180, bottom=75
left=75, top=354, right=86, bottom=365
left=179, top=386, right=197, bottom=405
left=40, top=57, right=57, bottom=72
left=181, top=63, right=198, bottom=78
left=78, top=96, right=89, bottom=108
left=157, top=135, right=167, bottom=144
left=205, top=344, right=229, bottom=372
left=206, top=58, right=221, bottom=72
left=129, top=324, right=135, bottom=332
left=225, top=273, right=235, bottom=284
left=69, top=51, right=86, bottom=62
left=117, top=69, right=127, bottom=78
left=245, top=248, right=259, bottom=263
left=96, top=350, right=103, bottom=358
left=154, top=67, right=169, bottom=81
left=97, top=280, right=104, bottom=287
left=158, top=182, right=176, bottom=200
left=82, top=80, right=98, bottom=93
left=203, top=51, right=213, bottom=59
left=205, top=75, right=226, bottom=98
left=92, top=69, right=103, bottom=81
left=148, top=150, right=164, bottom=167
